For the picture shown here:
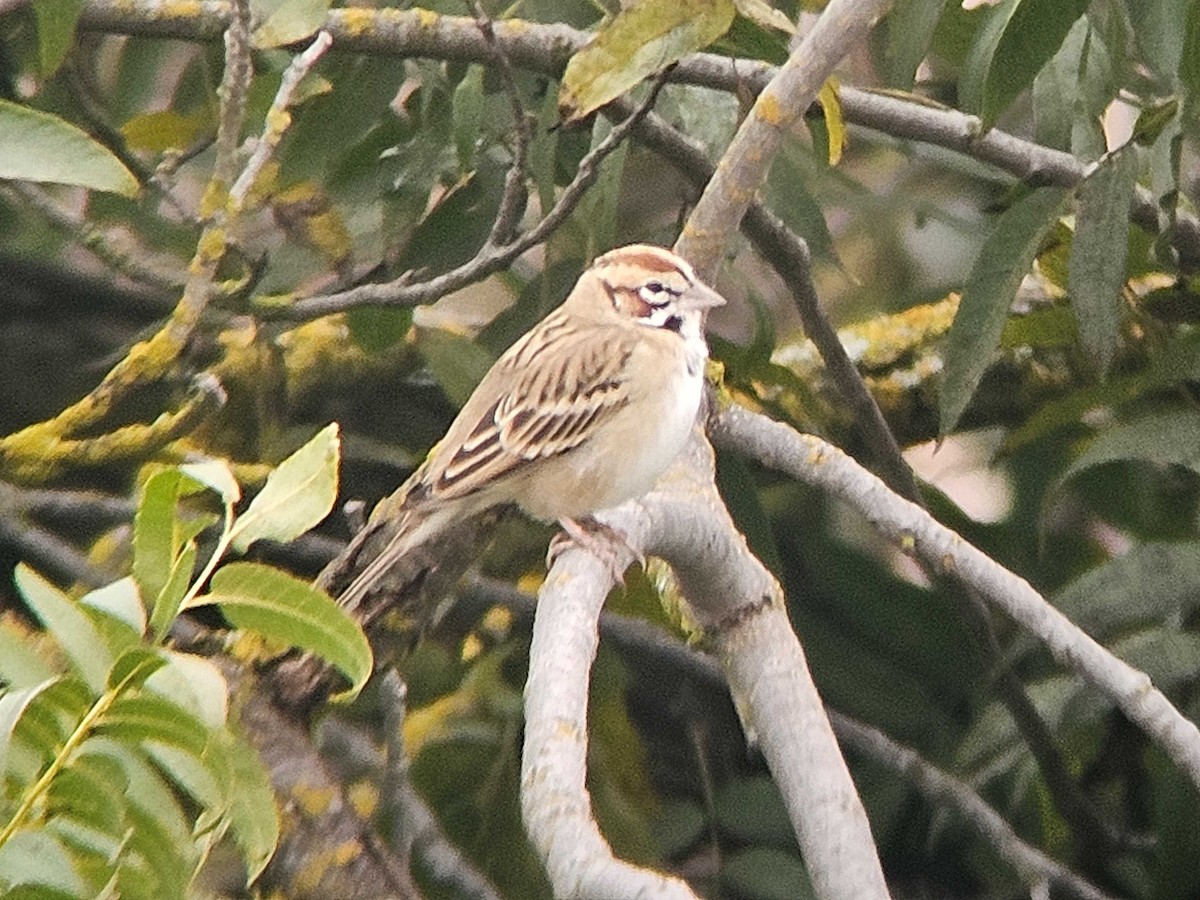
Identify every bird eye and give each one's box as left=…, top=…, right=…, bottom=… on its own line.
left=639, top=281, right=675, bottom=307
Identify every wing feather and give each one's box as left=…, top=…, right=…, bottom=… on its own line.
left=423, top=315, right=635, bottom=502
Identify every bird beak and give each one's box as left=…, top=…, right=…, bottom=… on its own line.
left=680, top=282, right=727, bottom=312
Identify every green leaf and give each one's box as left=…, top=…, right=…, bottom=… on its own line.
left=144, top=651, right=228, bottom=729
left=250, top=0, right=331, bottom=49
left=13, top=566, right=113, bottom=694
left=733, top=0, right=794, bottom=34
left=45, top=752, right=130, bottom=838
left=0, top=678, right=63, bottom=779
left=722, top=847, right=815, bottom=900
left=940, top=187, right=1068, bottom=434
left=84, top=738, right=197, bottom=894
left=148, top=542, right=197, bottom=640
left=180, top=459, right=241, bottom=505
left=100, top=694, right=209, bottom=757
left=201, top=728, right=279, bottom=881
left=1181, top=0, right=1200, bottom=146
left=0, top=101, right=138, bottom=197
left=762, top=145, right=839, bottom=265
left=416, top=326, right=498, bottom=408
left=105, top=648, right=168, bottom=692
left=559, top=0, right=736, bottom=123
left=1053, top=541, right=1200, bottom=639
left=714, top=777, right=794, bottom=846
left=0, top=830, right=87, bottom=896
left=883, top=0, right=947, bottom=89
left=346, top=306, right=414, bottom=353
left=229, top=423, right=339, bottom=553
left=32, top=0, right=85, bottom=76
left=1031, top=15, right=1108, bottom=155
left=133, top=469, right=185, bottom=621
left=1056, top=409, right=1200, bottom=489
left=980, top=0, right=1089, bottom=126
left=452, top=66, right=485, bottom=172
left=80, top=578, right=146, bottom=637
left=120, top=109, right=213, bottom=154
left=1067, top=147, right=1138, bottom=376
left=1132, top=97, right=1180, bottom=147
left=193, top=562, right=372, bottom=697
left=0, top=622, right=57, bottom=690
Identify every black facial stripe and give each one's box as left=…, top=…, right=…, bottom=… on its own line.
left=663, top=315, right=683, bottom=333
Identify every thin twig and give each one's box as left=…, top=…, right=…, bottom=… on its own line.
left=275, top=73, right=670, bottom=320
left=4, top=183, right=185, bottom=292
left=378, top=672, right=502, bottom=900
left=75, top=2, right=1200, bottom=267
left=709, top=404, right=1200, bottom=793
left=229, top=31, right=334, bottom=212
left=211, top=0, right=252, bottom=193
left=467, top=0, right=533, bottom=248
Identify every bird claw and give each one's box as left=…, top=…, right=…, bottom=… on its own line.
left=547, top=516, right=643, bottom=585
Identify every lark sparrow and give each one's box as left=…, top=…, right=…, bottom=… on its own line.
left=334, top=244, right=725, bottom=612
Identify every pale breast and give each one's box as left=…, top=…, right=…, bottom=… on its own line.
left=515, top=335, right=705, bottom=522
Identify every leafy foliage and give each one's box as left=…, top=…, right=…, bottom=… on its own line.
left=1, top=0, right=1200, bottom=897
left=0, top=429, right=364, bottom=896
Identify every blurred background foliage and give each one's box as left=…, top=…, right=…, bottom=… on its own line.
left=2, top=0, right=1200, bottom=896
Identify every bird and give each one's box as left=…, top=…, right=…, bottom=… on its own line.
left=332, top=244, right=726, bottom=613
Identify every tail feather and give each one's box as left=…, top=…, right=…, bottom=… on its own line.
left=334, top=503, right=457, bottom=614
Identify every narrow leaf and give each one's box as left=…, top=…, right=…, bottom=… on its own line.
left=194, top=562, right=371, bottom=697
left=13, top=565, right=113, bottom=694
left=940, top=187, right=1068, bottom=434
left=180, top=459, right=241, bottom=505
left=208, top=729, right=279, bottom=881
left=0, top=622, right=57, bottom=689
left=229, top=423, right=339, bottom=553
left=148, top=541, right=198, bottom=640
left=1067, top=147, right=1137, bottom=375
left=100, top=694, right=209, bottom=757
left=0, top=678, right=62, bottom=778
left=250, top=0, right=331, bottom=49
left=0, top=830, right=87, bottom=896
left=133, top=469, right=184, bottom=620
left=1054, top=541, right=1200, bottom=638
left=0, top=100, right=138, bottom=196
left=818, top=79, right=846, bottom=165
left=883, top=0, right=946, bottom=88
left=105, top=648, right=167, bottom=692
left=32, top=0, right=85, bottom=76
left=559, top=0, right=736, bottom=122
left=980, top=0, right=1089, bottom=126
left=145, top=651, right=228, bottom=729
left=733, top=0, right=795, bottom=34
left=80, top=577, right=146, bottom=636
left=1055, top=409, right=1200, bottom=490
left=1181, top=0, right=1200, bottom=146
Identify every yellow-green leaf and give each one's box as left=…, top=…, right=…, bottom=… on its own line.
left=193, top=562, right=371, bottom=699
left=734, top=0, right=795, bottom=33
left=230, top=423, right=340, bottom=553
left=0, top=100, right=138, bottom=197
left=559, top=0, right=736, bottom=123
left=251, top=0, right=331, bottom=49
left=818, top=78, right=846, bottom=165
left=121, top=109, right=212, bottom=153
left=33, top=0, right=84, bottom=76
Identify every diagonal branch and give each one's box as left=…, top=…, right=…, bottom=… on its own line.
left=273, top=73, right=670, bottom=321
left=709, top=403, right=1200, bottom=793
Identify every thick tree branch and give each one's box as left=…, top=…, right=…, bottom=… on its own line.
left=709, top=404, right=1200, bottom=793
left=527, top=428, right=891, bottom=900
left=271, top=73, right=668, bottom=320
left=75, top=1, right=1200, bottom=265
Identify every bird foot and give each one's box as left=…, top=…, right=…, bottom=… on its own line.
left=547, top=516, right=643, bottom=584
